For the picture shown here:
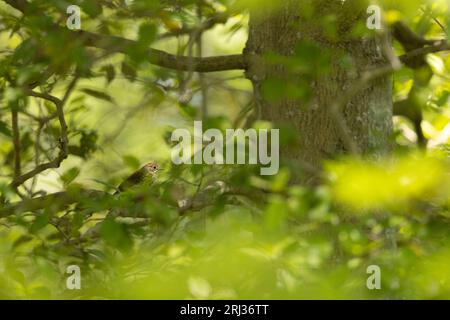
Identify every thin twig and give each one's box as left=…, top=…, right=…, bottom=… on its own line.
left=10, top=78, right=78, bottom=188
left=158, top=12, right=230, bottom=39
left=11, top=108, right=21, bottom=179
left=197, top=5, right=208, bottom=120
left=420, top=7, right=448, bottom=36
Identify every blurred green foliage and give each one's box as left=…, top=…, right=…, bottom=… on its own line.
left=0, top=0, right=449, bottom=300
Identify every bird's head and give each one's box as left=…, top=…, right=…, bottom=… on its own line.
left=143, top=161, right=160, bottom=175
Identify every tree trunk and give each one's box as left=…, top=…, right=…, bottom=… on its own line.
left=244, top=1, right=393, bottom=183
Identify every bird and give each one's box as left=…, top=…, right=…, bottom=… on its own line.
left=115, top=161, right=160, bottom=194
left=80, top=161, right=161, bottom=241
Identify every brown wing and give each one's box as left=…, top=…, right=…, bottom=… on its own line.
left=115, top=168, right=145, bottom=194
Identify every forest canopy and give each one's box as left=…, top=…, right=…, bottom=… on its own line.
left=0, top=0, right=449, bottom=299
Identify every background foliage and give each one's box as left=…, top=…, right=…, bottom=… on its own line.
left=0, top=0, right=449, bottom=299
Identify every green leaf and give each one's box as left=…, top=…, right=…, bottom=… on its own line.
left=178, top=103, right=197, bottom=118
left=30, top=213, right=51, bottom=233
left=100, top=218, right=133, bottom=251
left=121, top=62, right=137, bottom=81
left=101, top=65, right=116, bottom=84
left=8, top=269, right=25, bottom=285
left=122, top=155, right=141, bottom=170
left=80, top=0, right=103, bottom=17
left=436, top=91, right=449, bottom=107
left=72, top=212, right=85, bottom=231
left=138, top=23, right=157, bottom=45
left=81, top=88, right=114, bottom=102
left=60, top=167, right=81, bottom=186
left=12, top=235, right=33, bottom=248
left=0, top=120, right=12, bottom=137
left=261, top=77, right=285, bottom=103
left=264, top=196, right=288, bottom=233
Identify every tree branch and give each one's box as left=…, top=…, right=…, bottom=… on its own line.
left=392, top=21, right=449, bottom=67
left=11, top=108, right=21, bottom=179
left=76, top=30, right=246, bottom=72
left=3, top=0, right=26, bottom=12
left=399, top=40, right=450, bottom=65
left=10, top=78, right=78, bottom=188
left=0, top=181, right=267, bottom=219
left=328, top=22, right=449, bottom=153
left=2, top=0, right=245, bottom=73
left=0, top=189, right=109, bottom=218
left=7, top=0, right=450, bottom=73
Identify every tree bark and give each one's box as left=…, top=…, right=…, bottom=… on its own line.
left=244, top=1, right=393, bottom=183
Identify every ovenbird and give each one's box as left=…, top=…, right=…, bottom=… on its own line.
left=81, top=162, right=161, bottom=240
left=115, top=161, right=160, bottom=194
